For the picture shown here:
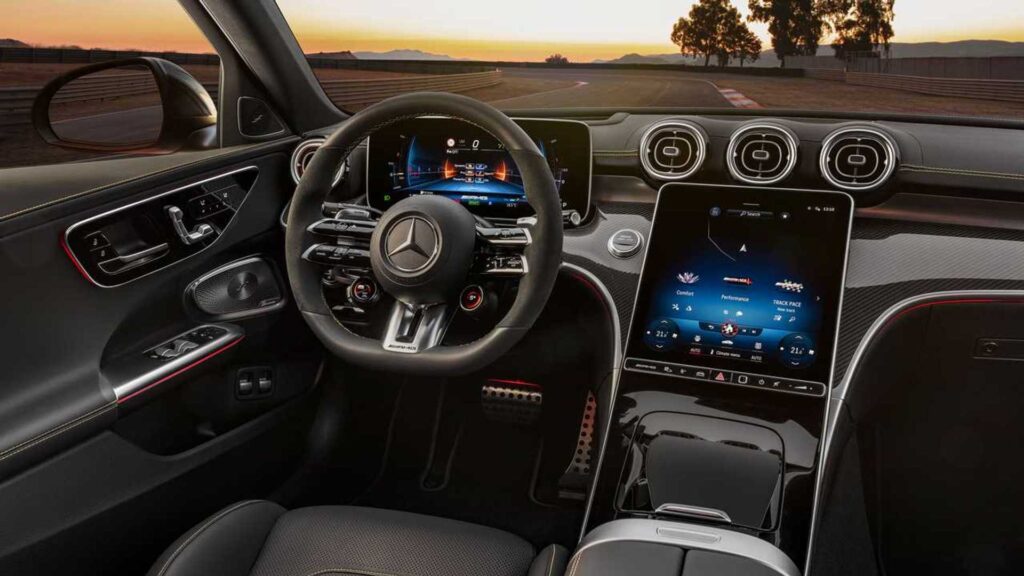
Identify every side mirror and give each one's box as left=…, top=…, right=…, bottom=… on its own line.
left=31, top=57, right=217, bottom=154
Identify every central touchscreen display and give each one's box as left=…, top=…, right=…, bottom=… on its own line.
left=366, top=118, right=590, bottom=218
left=624, top=184, right=852, bottom=396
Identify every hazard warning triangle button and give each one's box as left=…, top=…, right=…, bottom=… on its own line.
left=712, top=371, right=729, bottom=382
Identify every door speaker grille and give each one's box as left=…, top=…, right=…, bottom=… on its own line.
left=187, top=257, right=285, bottom=320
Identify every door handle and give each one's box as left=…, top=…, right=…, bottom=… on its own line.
left=97, top=242, right=169, bottom=274
left=166, top=205, right=215, bottom=245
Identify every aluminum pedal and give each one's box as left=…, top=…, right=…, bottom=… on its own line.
left=481, top=379, right=542, bottom=425
left=558, top=390, right=597, bottom=500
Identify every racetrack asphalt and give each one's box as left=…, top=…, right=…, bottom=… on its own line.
left=489, top=68, right=734, bottom=109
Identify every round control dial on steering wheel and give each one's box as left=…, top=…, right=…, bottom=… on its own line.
left=285, top=92, right=563, bottom=376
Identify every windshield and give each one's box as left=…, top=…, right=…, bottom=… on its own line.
left=277, top=0, right=1024, bottom=120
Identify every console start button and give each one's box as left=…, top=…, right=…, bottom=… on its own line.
left=608, top=229, right=645, bottom=258
left=459, top=285, right=484, bottom=312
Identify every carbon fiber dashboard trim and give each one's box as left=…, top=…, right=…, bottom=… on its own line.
left=564, top=202, right=653, bottom=350
left=833, top=218, right=1024, bottom=382
left=834, top=279, right=1024, bottom=383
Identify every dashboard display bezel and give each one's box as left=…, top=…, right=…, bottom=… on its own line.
left=622, top=182, right=854, bottom=394
left=365, top=116, right=592, bottom=221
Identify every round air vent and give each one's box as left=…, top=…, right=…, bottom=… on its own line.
left=726, top=124, right=799, bottom=185
left=639, top=120, right=707, bottom=181
left=819, top=127, right=898, bottom=192
left=290, top=138, right=345, bottom=186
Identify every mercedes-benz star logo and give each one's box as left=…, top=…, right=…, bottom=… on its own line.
left=385, top=216, right=439, bottom=273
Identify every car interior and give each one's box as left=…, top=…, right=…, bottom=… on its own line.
left=2, top=1, right=1024, bottom=575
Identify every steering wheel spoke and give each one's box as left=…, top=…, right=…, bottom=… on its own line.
left=302, top=204, right=380, bottom=270
left=307, top=217, right=378, bottom=240
left=473, top=253, right=529, bottom=277
left=473, top=224, right=531, bottom=277
left=382, top=301, right=453, bottom=354
left=475, top=224, right=531, bottom=247
left=301, top=242, right=373, bottom=268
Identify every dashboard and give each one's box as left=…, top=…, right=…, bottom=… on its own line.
left=289, top=110, right=1024, bottom=374
left=365, top=117, right=591, bottom=219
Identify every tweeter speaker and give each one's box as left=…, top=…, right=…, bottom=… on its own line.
left=186, top=256, right=286, bottom=320
left=237, top=96, right=285, bottom=138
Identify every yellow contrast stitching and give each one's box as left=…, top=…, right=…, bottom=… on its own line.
left=901, top=164, right=1024, bottom=182
left=0, top=402, right=115, bottom=462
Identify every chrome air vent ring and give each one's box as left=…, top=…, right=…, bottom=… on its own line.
left=639, top=120, right=708, bottom=181
left=726, top=124, right=799, bottom=185
left=819, top=127, right=899, bottom=192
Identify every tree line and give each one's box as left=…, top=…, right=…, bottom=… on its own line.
left=671, top=0, right=896, bottom=68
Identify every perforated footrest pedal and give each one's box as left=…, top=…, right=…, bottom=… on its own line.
left=558, top=390, right=597, bottom=500
left=481, top=379, right=543, bottom=425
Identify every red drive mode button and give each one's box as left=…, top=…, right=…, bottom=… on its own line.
left=349, top=278, right=378, bottom=304
left=460, top=285, right=484, bottom=312
left=353, top=281, right=374, bottom=300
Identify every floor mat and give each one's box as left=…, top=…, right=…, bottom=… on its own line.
left=353, top=379, right=584, bottom=549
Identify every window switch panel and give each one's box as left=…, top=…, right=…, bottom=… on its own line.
left=236, top=367, right=273, bottom=400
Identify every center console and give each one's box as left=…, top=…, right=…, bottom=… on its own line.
left=582, top=183, right=853, bottom=574
left=570, top=519, right=801, bottom=576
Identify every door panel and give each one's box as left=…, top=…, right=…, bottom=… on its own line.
left=0, top=141, right=295, bottom=234
left=0, top=143, right=323, bottom=574
left=0, top=396, right=315, bottom=575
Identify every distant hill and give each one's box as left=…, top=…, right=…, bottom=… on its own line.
left=307, top=50, right=357, bottom=60
left=352, top=49, right=462, bottom=61
left=595, top=40, right=1024, bottom=67
left=595, top=53, right=676, bottom=65
left=0, top=38, right=31, bottom=48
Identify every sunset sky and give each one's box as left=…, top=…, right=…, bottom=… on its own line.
left=1, top=0, right=1022, bottom=61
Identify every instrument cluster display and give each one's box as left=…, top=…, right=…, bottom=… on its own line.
left=625, top=185, right=853, bottom=392
left=366, top=118, right=590, bottom=219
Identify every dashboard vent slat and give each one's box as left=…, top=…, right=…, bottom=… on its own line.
left=820, top=127, right=898, bottom=192
left=726, top=124, right=799, bottom=185
left=640, top=120, right=707, bottom=181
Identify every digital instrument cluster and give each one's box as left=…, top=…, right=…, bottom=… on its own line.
left=624, top=185, right=853, bottom=396
left=366, top=118, right=591, bottom=219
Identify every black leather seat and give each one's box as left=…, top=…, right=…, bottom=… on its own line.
left=147, top=501, right=569, bottom=576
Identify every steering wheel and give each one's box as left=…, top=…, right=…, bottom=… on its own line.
left=285, top=92, right=563, bottom=376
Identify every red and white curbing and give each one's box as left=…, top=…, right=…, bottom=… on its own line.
left=718, top=88, right=762, bottom=109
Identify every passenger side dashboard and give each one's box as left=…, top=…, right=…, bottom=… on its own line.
left=573, top=111, right=1024, bottom=207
